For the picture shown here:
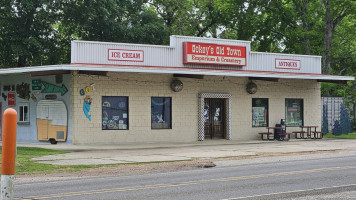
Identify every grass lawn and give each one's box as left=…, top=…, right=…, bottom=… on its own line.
left=0, top=147, right=101, bottom=175
left=323, top=132, right=356, bottom=139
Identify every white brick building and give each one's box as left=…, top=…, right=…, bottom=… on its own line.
left=0, top=36, right=353, bottom=144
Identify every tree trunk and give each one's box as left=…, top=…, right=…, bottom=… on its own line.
left=322, top=0, right=333, bottom=74
left=17, top=55, right=27, bottom=67
left=291, top=0, right=312, bottom=55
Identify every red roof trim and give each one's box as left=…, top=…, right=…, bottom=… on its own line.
left=71, top=63, right=335, bottom=77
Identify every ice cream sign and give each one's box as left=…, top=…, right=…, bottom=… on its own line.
left=183, top=42, right=246, bottom=66
left=108, top=49, right=144, bottom=62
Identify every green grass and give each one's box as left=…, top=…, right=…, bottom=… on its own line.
left=0, top=147, right=101, bottom=175
left=323, top=132, right=356, bottom=139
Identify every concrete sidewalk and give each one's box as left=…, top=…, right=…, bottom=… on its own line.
left=20, top=139, right=356, bottom=166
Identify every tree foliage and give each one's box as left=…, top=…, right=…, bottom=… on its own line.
left=0, top=0, right=355, bottom=98
left=61, top=0, right=169, bottom=44
left=0, top=0, right=63, bottom=67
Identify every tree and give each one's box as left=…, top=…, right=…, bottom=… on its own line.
left=291, top=0, right=314, bottom=55
left=0, top=0, right=63, bottom=67
left=219, top=0, right=322, bottom=53
left=1, top=0, right=354, bottom=75
left=60, top=0, right=169, bottom=44
left=149, top=0, right=226, bottom=37
left=320, top=12, right=356, bottom=102
left=321, top=0, right=355, bottom=74
left=219, top=0, right=262, bottom=41
left=149, top=0, right=192, bottom=36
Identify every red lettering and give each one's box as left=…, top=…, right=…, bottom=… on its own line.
left=122, top=53, right=141, bottom=59
left=279, top=61, right=297, bottom=67
left=111, top=52, right=120, bottom=58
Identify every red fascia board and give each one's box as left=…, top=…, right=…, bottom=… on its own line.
left=70, top=63, right=336, bottom=78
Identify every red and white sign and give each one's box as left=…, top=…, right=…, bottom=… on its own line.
left=183, top=42, right=246, bottom=66
left=8, top=93, right=15, bottom=106
left=108, top=49, right=144, bottom=62
left=275, top=58, right=301, bottom=70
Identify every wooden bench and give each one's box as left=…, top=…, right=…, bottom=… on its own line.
left=311, top=131, right=323, bottom=139
left=293, top=131, right=308, bottom=139
left=258, top=132, right=274, bottom=140
left=277, top=132, right=292, bottom=141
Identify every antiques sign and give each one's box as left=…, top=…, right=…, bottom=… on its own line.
left=108, top=49, right=144, bottom=62
left=275, top=58, right=301, bottom=70
left=183, top=42, right=246, bottom=66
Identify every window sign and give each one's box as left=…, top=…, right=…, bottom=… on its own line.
left=102, top=96, right=129, bottom=130
left=8, top=93, right=15, bottom=106
left=252, top=98, right=268, bottom=127
left=285, top=99, right=303, bottom=126
left=151, top=97, right=172, bottom=129
left=32, top=79, right=42, bottom=90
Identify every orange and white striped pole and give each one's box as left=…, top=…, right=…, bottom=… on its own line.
left=1, top=108, right=17, bottom=200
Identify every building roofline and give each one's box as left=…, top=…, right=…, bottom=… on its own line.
left=0, top=64, right=353, bottom=82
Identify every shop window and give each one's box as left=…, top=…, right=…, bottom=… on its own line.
left=285, top=99, right=303, bottom=127
left=252, top=98, right=268, bottom=127
left=151, top=97, right=172, bottom=129
left=18, top=103, right=30, bottom=124
left=102, top=96, right=129, bottom=130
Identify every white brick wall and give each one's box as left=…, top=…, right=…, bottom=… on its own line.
left=70, top=72, right=321, bottom=144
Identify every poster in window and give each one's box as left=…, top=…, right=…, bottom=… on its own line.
left=151, top=97, right=172, bottom=129
left=102, top=96, right=128, bottom=130
left=252, top=107, right=266, bottom=127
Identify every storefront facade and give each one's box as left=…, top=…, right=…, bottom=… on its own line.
left=0, top=36, right=353, bottom=144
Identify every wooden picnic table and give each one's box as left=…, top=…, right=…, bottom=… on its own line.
left=293, top=126, right=322, bottom=139
left=259, top=127, right=291, bottom=141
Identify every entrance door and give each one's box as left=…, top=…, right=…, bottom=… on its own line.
left=204, top=98, right=225, bottom=139
left=37, top=104, right=50, bottom=140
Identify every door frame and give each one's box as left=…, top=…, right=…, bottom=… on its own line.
left=198, top=93, right=232, bottom=141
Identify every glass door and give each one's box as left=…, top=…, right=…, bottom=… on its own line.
left=204, top=98, right=225, bottom=139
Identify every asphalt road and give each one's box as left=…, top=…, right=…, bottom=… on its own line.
left=15, top=153, right=356, bottom=200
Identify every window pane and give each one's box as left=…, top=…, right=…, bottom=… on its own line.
left=102, top=96, right=129, bottom=130
left=19, top=106, right=24, bottom=122
left=252, top=98, right=268, bottom=127
left=18, top=105, right=29, bottom=122
left=151, top=97, right=172, bottom=129
left=285, top=99, right=303, bottom=126
left=24, top=106, right=28, bottom=121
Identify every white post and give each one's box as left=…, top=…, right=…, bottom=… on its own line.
left=1, top=175, right=15, bottom=200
